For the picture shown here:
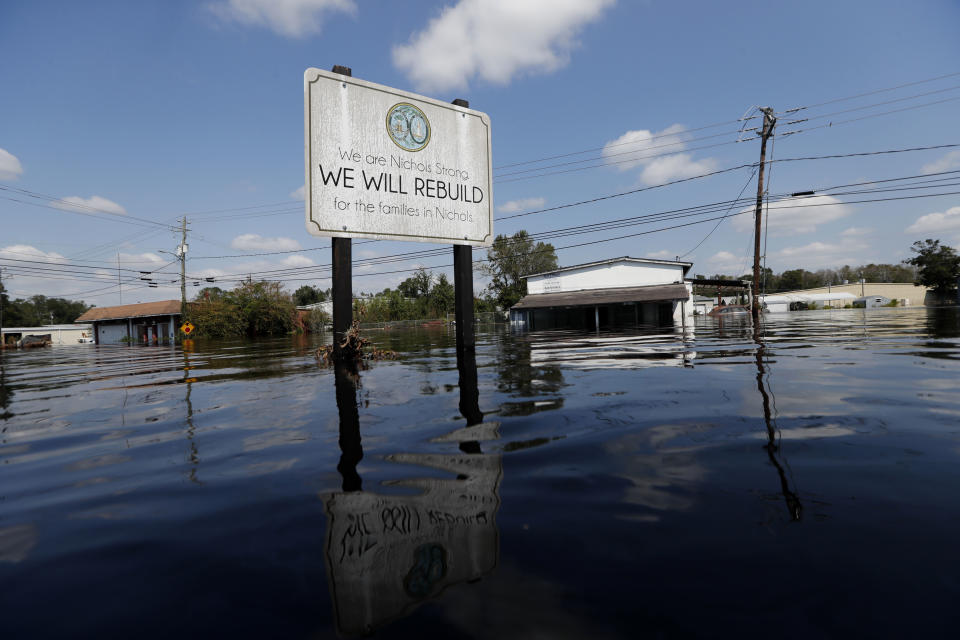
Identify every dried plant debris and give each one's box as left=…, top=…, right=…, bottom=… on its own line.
left=316, top=321, right=399, bottom=363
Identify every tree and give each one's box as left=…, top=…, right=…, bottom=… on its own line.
left=223, top=281, right=295, bottom=335
left=195, top=286, right=225, bottom=302
left=905, top=239, right=960, bottom=295
left=429, top=273, right=455, bottom=315
left=293, top=285, right=324, bottom=306
left=482, top=230, right=558, bottom=309
left=398, top=268, right=432, bottom=298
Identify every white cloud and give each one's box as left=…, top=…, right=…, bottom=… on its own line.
left=0, top=148, right=23, bottom=180
left=207, top=0, right=356, bottom=37
left=922, top=150, right=960, bottom=174
left=281, top=255, right=314, bottom=267
left=639, top=153, right=716, bottom=185
left=230, top=234, right=301, bottom=251
left=840, top=226, right=872, bottom=237
left=290, top=184, right=305, bottom=200
left=772, top=239, right=869, bottom=270
left=0, top=244, right=67, bottom=264
left=118, top=252, right=165, bottom=266
left=602, top=125, right=716, bottom=185
left=646, top=250, right=674, bottom=259
left=906, top=206, right=960, bottom=234
left=55, top=195, right=127, bottom=215
left=732, top=195, right=852, bottom=236
left=392, top=0, right=615, bottom=92
left=497, top=196, right=545, bottom=213
left=705, top=250, right=748, bottom=274
left=0, top=245, right=96, bottom=300
left=603, top=125, right=687, bottom=171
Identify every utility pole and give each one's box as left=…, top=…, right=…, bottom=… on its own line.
left=178, top=216, right=188, bottom=320
left=752, top=107, right=777, bottom=319
left=0, top=268, right=6, bottom=344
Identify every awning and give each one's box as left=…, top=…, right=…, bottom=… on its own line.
left=512, top=284, right=689, bottom=310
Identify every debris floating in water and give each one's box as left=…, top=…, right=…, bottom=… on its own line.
left=315, top=321, right=398, bottom=363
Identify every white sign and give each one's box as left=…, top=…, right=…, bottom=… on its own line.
left=304, top=68, right=493, bottom=246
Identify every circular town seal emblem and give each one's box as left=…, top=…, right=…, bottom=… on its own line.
left=386, top=102, right=431, bottom=152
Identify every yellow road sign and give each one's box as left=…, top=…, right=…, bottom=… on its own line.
left=180, top=322, right=195, bottom=335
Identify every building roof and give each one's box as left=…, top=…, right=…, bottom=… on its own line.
left=512, top=283, right=689, bottom=310
left=522, top=256, right=693, bottom=280
left=74, top=300, right=182, bottom=322
left=1, top=324, right=92, bottom=333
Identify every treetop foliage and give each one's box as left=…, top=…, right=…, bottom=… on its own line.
left=905, top=239, right=960, bottom=294
left=482, top=230, right=558, bottom=309
left=0, top=289, right=90, bottom=326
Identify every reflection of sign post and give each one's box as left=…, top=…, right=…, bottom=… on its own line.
left=304, top=68, right=492, bottom=245
left=180, top=322, right=195, bottom=335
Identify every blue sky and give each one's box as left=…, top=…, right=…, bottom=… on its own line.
left=2, top=0, right=959, bottom=306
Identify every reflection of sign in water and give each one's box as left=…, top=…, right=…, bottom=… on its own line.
left=324, top=451, right=501, bottom=637
left=387, top=103, right=430, bottom=152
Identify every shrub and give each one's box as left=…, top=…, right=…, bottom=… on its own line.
left=188, top=300, right=245, bottom=337
left=308, top=308, right=331, bottom=332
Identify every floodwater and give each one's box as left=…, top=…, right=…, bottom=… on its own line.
left=2, top=307, right=960, bottom=638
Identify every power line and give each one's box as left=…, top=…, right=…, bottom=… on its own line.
left=200, top=185, right=960, bottom=284
left=778, top=95, right=960, bottom=138
left=680, top=167, right=758, bottom=259
left=780, top=70, right=960, bottom=114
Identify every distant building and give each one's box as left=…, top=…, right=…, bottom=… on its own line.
left=1, top=324, right=93, bottom=346
left=510, top=257, right=693, bottom=331
left=74, top=300, right=183, bottom=345
left=853, top=295, right=892, bottom=308
left=296, top=300, right=333, bottom=315
left=692, top=295, right=717, bottom=316
left=772, top=282, right=929, bottom=307
left=759, top=292, right=857, bottom=312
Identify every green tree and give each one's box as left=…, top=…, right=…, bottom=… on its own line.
left=194, top=286, right=225, bottom=302
left=905, top=239, right=960, bottom=295
left=293, top=285, right=325, bottom=306
left=188, top=300, right=245, bottom=337
left=223, top=281, right=295, bottom=335
left=482, top=230, right=558, bottom=309
left=429, top=273, right=455, bottom=316
left=398, top=268, right=432, bottom=298
left=778, top=269, right=806, bottom=291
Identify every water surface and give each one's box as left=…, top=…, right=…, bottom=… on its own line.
left=2, top=307, right=959, bottom=637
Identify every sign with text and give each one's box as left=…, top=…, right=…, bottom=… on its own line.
left=304, top=68, right=493, bottom=245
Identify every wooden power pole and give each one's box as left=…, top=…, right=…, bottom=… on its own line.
left=752, top=107, right=776, bottom=318
left=179, top=216, right=188, bottom=320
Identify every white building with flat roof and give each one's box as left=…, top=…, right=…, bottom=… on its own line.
left=1, top=324, right=93, bottom=346
left=510, top=257, right=694, bottom=331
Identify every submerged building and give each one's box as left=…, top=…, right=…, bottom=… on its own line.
left=1, top=324, right=93, bottom=346
left=74, top=300, right=183, bottom=345
left=509, top=257, right=693, bottom=331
